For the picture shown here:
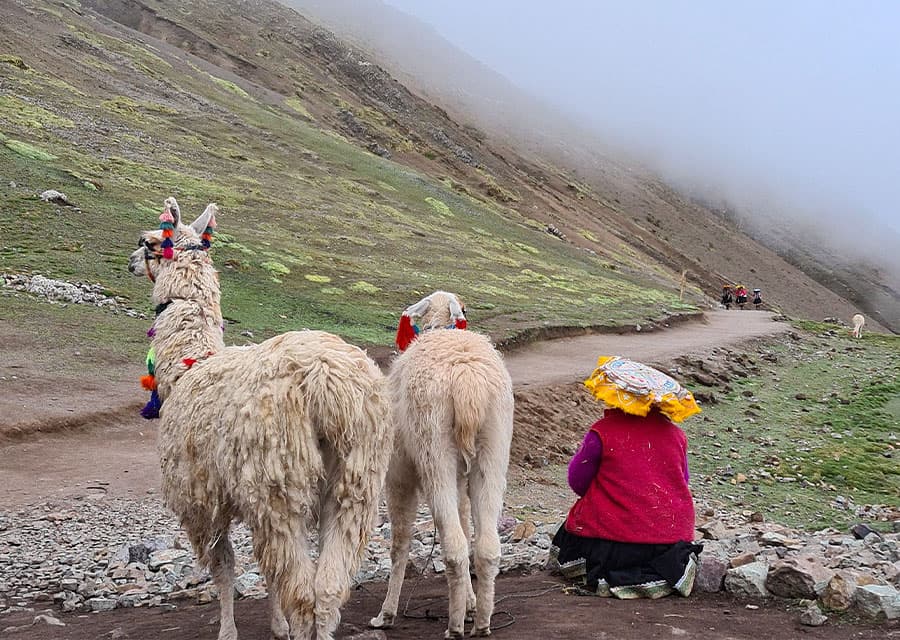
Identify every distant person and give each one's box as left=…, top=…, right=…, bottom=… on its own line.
left=735, top=285, right=748, bottom=310
left=720, top=284, right=733, bottom=310
left=548, top=356, right=703, bottom=599
left=752, top=288, right=762, bottom=309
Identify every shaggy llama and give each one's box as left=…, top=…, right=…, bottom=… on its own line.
left=370, top=291, right=514, bottom=638
left=129, top=202, right=391, bottom=640
left=851, top=313, right=865, bottom=339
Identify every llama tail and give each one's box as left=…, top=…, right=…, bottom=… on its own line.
left=451, top=368, right=491, bottom=473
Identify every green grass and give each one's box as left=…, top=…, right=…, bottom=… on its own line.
left=688, top=323, right=900, bottom=531
left=0, top=1, right=700, bottom=352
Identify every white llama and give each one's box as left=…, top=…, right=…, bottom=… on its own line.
left=851, top=313, right=865, bottom=339
left=129, top=202, right=391, bottom=640
left=370, top=291, right=514, bottom=638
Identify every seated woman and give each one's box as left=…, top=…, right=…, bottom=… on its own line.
left=549, top=356, right=703, bottom=599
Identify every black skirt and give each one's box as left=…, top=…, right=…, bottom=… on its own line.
left=549, top=526, right=703, bottom=598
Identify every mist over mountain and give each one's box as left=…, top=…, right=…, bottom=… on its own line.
left=283, top=0, right=899, bottom=329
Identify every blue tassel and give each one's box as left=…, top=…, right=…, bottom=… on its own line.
left=140, top=390, right=162, bottom=419
left=161, top=237, right=174, bottom=249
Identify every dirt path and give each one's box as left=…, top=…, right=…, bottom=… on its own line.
left=0, top=310, right=787, bottom=507
left=4, top=572, right=892, bottom=640
left=504, top=310, right=788, bottom=386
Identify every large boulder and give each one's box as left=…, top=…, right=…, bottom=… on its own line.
left=766, top=557, right=834, bottom=598
left=854, top=584, right=900, bottom=620
left=820, top=571, right=858, bottom=611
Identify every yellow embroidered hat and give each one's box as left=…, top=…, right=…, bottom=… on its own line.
left=583, top=356, right=701, bottom=423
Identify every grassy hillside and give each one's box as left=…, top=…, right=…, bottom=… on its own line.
left=689, top=324, right=899, bottom=530
left=0, top=0, right=699, bottom=348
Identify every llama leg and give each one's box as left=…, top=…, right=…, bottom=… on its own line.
left=315, top=477, right=381, bottom=640
left=269, top=589, right=290, bottom=640
left=430, top=469, right=470, bottom=639
left=371, top=454, right=420, bottom=629
left=208, top=529, right=238, bottom=640
left=255, top=521, right=316, bottom=640
left=457, top=474, right=477, bottom=619
left=468, top=456, right=508, bottom=636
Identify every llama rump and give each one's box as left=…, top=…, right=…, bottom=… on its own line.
left=851, top=313, right=866, bottom=339
left=129, top=201, right=391, bottom=640
left=371, top=291, right=514, bottom=638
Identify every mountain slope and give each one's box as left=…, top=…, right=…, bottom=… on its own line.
left=287, top=0, right=897, bottom=332
left=0, top=0, right=884, bottom=350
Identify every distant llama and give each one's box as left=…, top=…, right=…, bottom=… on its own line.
left=370, top=291, right=514, bottom=638
left=851, top=313, right=866, bottom=339
left=128, top=201, right=391, bottom=640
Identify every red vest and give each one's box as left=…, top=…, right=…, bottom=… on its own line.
left=565, top=409, right=695, bottom=544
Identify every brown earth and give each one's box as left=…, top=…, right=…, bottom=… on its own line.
left=3, top=571, right=897, bottom=640
left=0, top=310, right=787, bottom=506
left=2, top=310, right=895, bottom=639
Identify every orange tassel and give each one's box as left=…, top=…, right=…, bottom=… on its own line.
left=140, top=374, right=157, bottom=391
left=162, top=228, right=173, bottom=238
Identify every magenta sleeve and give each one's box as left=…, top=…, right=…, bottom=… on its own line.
left=567, top=430, right=602, bottom=497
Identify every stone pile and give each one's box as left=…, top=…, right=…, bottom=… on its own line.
left=1, top=273, right=144, bottom=318
left=0, top=497, right=552, bottom=617
left=2, top=495, right=897, bottom=623
left=695, top=515, right=900, bottom=623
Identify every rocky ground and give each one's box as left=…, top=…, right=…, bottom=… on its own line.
left=1, top=489, right=898, bottom=632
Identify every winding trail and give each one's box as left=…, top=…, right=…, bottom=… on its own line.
left=0, top=310, right=788, bottom=507
left=505, top=310, right=788, bottom=386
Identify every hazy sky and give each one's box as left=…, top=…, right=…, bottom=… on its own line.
left=383, top=1, right=900, bottom=239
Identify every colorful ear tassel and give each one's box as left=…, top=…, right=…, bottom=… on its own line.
left=201, top=213, right=216, bottom=250
left=395, top=314, right=416, bottom=351
left=159, top=210, right=175, bottom=259
left=140, top=346, right=161, bottom=419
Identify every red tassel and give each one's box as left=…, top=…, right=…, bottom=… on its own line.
left=201, top=233, right=212, bottom=241
left=140, top=374, right=157, bottom=391
left=182, top=358, right=197, bottom=369
left=395, top=314, right=416, bottom=352
left=163, top=247, right=174, bottom=260
left=455, top=318, right=467, bottom=330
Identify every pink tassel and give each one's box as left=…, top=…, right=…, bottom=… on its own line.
left=163, top=246, right=174, bottom=260
left=159, top=211, right=175, bottom=223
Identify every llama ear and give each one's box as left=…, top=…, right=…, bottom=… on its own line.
left=189, top=203, right=219, bottom=236
left=404, top=296, right=432, bottom=319
left=164, top=197, right=181, bottom=227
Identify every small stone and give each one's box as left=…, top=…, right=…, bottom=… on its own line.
left=799, top=601, right=828, bottom=626
left=698, top=520, right=728, bottom=540
left=851, top=524, right=879, bottom=540
left=148, top=549, right=189, bottom=570
left=87, top=597, right=117, bottom=612
left=346, top=630, right=388, bottom=640
left=39, top=189, right=70, bottom=205
left=33, top=613, right=65, bottom=627
left=820, top=571, right=857, bottom=611
left=511, top=521, right=536, bottom=542
left=724, top=561, right=769, bottom=598
left=730, top=553, right=757, bottom=568
left=696, top=556, right=727, bottom=593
